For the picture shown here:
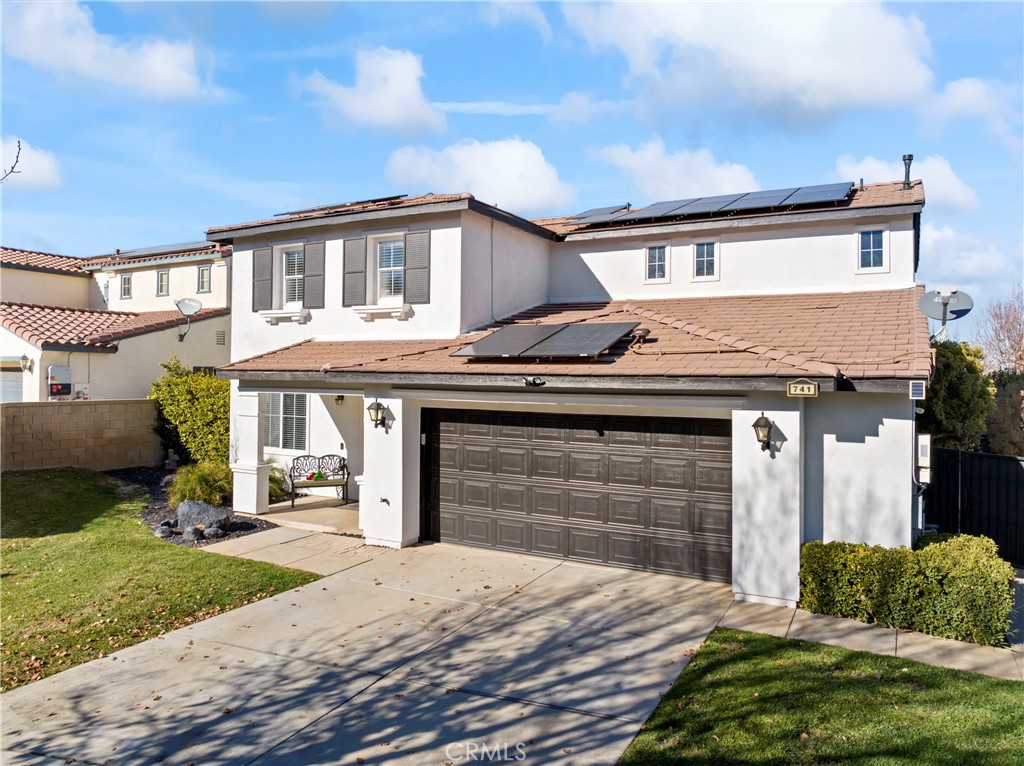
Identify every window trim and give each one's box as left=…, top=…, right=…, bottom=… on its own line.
left=262, top=392, right=308, bottom=453
left=120, top=273, right=132, bottom=299
left=197, top=264, right=213, bottom=294
left=156, top=269, right=170, bottom=297
left=855, top=226, right=890, bottom=274
left=367, top=232, right=407, bottom=307
left=643, top=244, right=670, bottom=284
left=692, top=240, right=720, bottom=282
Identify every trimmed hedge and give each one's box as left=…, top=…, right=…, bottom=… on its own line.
left=799, top=536, right=1015, bottom=646
left=149, top=356, right=230, bottom=464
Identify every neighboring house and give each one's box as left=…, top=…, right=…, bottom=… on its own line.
left=210, top=177, right=931, bottom=608
left=0, top=243, right=231, bottom=402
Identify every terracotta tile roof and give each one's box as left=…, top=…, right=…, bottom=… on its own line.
left=532, top=181, right=925, bottom=236
left=1, top=247, right=90, bottom=276
left=223, top=288, right=931, bottom=382
left=207, top=193, right=473, bottom=235
left=1, top=302, right=230, bottom=350
left=86, top=243, right=230, bottom=270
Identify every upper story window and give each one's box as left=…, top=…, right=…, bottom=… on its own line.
left=252, top=242, right=325, bottom=318
left=156, top=269, right=170, bottom=296
left=282, top=247, right=304, bottom=306
left=693, top=242, right=718, bottom=281
left=120, top=273, right=132, bottom=299
left=858, top=229, right=886, bottom=271
left=376, top=238, right=405, bottom=303
left=262, top=392, right=307, bottom=451
left=197, top=264, right=212, bottom=294
left=645, top=245, right=669, bottom=283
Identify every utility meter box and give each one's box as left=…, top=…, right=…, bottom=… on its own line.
left=916, top=433, right=931, bottom=485
left=48, top=365, right=72, bottom=400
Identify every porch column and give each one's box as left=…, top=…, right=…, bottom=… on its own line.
left=230, top=387, right=270, bottom=515
left=731, top=395, right=803, bottom=607
left=358, top=392, right=420, bottom=548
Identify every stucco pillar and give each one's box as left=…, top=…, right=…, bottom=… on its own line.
left=358, top=393, right=420, bottom=548
left=230, top=387, right=270, bottom=515
left=731, top=397, right=803, bottom=607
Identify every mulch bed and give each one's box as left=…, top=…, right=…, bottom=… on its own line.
left=104, top=466, right=280, bottom=548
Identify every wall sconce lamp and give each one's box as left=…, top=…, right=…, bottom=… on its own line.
left=367, top=399, right=387, bottom=429
left=752, top=412, right=775, bottom=451
left=19, top=354, right=32, bottom=372
left=334, top=395, right=345, bottom=405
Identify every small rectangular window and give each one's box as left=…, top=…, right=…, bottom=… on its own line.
left=860, top=230, right=884, bottom=269
left=283, top=248, right=304, bottom=306
left=197, top=264, right=212, bottom=293
left=262, top=392, right=307, bottom=451
left=646, top=246, right=667, bottom=281
left=378, top=238, right=405, bottom=301
left=120, top=273, right=132, bottom=299
left=695, top=243, right=716, bottom=278
left=156, top=269, right=170, bottom=296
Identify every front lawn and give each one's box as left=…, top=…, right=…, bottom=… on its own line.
left=1, top=468, right=319, bottom=691
left=621, top=628, right=1024, bottom=766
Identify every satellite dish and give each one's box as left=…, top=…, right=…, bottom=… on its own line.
left=175, top=298, right=203, bottom=317
left=918, top=287, right=972, bottom=342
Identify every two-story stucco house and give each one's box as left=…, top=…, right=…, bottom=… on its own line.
left=210, top=177, right=931, bottom=607
left=1, top=243, right=231, bottom=402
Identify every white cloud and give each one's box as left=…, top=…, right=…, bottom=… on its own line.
left=481, top=2, right=552, bottom=42
left=386, top=138, right=574, bottom=214
left=835, top=154, right=979, bottom=213
left=434, top=101, right=554, bottom=117
left=2, top=2, right=203, bottom=100
left=922, top=78, right=1022, bottom=153
left=550, top=92, right=625, bottom=126
left=563, top=3, right=933, bottom=119
left=596, top=140, right=758, bottom=200
left=1, top=137, right=63, bottom=190
left=298, top=48, right=445, bottom=134
left=919, top=222, right=1020, bottom=297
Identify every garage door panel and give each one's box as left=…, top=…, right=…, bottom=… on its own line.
left=568, top=489, right=606, bottom=523
left=650, top=457, right=694, bottom=491
left=531, top=486, right=566, bottom=518
left=424, top=409, right=731, bottom=583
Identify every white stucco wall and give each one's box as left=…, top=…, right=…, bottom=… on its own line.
left=459, top=213, right=551, bottom=331
left=1, top=268, right=93, bottom=307
left=99, top=259, right=230, bottom=312
left=549, top=215, right=918, bottom=302
left=229, top=213, right=464, bottom=362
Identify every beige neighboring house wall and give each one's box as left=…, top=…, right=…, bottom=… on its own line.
left=0, top=267, right=93, bottom=307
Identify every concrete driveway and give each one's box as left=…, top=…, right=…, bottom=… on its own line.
left=2, top=541, right=734, bottom=766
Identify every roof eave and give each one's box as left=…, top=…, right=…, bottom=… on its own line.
left=0, top=263, right=91, bottom=278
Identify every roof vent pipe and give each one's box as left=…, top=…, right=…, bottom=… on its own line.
left=902, top=154, right=913, bottom=190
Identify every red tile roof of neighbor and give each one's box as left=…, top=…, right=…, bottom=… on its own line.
left=222, top=288, right=931, bottom=382
left=0, top=302, right=230, bottom=350
left=85, top=243, right=230, bottom=269
left=0, top=247, right=90, bottom=276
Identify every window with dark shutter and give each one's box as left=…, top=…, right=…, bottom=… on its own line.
left=343, top=238, right=367, bottom=307
left=252, top=247, right=273, bottom=311
left=404, top=230, right=430, bottom=304
left=303, top=241, right=325, bottom=309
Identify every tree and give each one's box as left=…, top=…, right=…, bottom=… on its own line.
left=977, top=281, right=1024, bottom=374
left=149, top=355, right=230, bottom=463
left=985, top=370, right=1024, bottom=456
left=917, top=341, right=995, bottom=450
left=1, top=139, right=21, bottom=183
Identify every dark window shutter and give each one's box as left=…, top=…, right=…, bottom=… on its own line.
left=303, top=241, right=325, bottom=309
left=343, top=238, right=367, bottom=307
left=404, top=230, right=430, bottom=304
left=252, top=247, right=273, bottom=311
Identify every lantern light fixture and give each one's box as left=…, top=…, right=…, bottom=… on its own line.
left=752, top=412, right=774, bottom=451
left=19, top=354, right=32, bottom=372
left=367, top=399, right=387, bottom=429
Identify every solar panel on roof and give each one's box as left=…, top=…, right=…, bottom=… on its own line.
left=451, top=324, right=567, bottom=358
left=784, top=182, right=853, bottom=206
left=674, top=193, right=746, bottom=215
left=574, top=204, right=628, bottom=220
left=611, top=199, right=697, bottom=221
left=722, top=188, right=799, bottom=212
left=521, top=322, right=640, bottom=358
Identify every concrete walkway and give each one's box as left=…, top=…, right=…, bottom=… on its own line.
left=3, top=532, right=1021, bottom=766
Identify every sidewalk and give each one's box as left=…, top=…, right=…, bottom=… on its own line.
left=204, top=530, right=1024, bottom=683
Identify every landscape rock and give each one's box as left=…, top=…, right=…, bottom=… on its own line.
left=182, top=525, right=204, bottom=541
left=203, top=526, right=226, bottom=539
left=160, top=519, right=175, bottom=528
left=176, top=500, right=232, bottom=531
left=154, top=526, right=174, bottom=538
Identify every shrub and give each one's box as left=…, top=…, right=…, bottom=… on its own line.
left=168, top=462, right=233, bottom=508
left=149, top=356, right=230, bottom=464
left=799, top=535, right=1014, bottom=646
left=268, top=462, right=288, bottom=502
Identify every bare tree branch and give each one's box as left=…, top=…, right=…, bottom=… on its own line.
left=977, top=281, right=1024, bottom=373
left=1, top=139, right=22, bottom=183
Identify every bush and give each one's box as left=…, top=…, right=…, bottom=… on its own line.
left=168, top=462, right=233, bottom=508
left=149, top=356, right=230, bottom=464
left=800, top=535, right=1014, bottom=646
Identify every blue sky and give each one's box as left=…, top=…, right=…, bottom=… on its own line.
left=2, top=1, right=1021, bottom=339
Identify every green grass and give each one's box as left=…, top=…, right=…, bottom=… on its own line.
left=620, top=629, right=1024, bottom=766
left=1, top=468, right=319, bottom=691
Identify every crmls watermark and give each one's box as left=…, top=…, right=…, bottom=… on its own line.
left=445, top=741, right=527, bottom=762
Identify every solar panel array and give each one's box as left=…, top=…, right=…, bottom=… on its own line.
left=572, top=182, right=853, bottom=226
left=452, top=322, right=640, bottom=360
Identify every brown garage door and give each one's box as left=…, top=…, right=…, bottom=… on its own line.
left=421, top=409, right=732, bottom=581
